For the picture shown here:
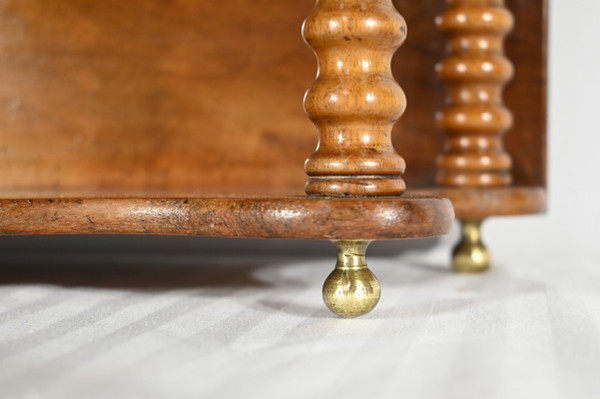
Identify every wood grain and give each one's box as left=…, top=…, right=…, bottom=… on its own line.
left=413, top=187, right=545, bottom=219
left=0, top=0, right=546, bottom=192
left=435, top=0, right=514, bottom=187
left=392, top=0, right=546, bottom=189
left=0, top=0, right=316, bottom=191
left=302, top=0, right=407, bottom=196
left=0, top=195, right=454, bottom=240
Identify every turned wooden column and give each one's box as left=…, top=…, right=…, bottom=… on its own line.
left=302, top=0, right=409, bottom=317
left=302, top=0, right=407, bottom=197
left=436, top=0, right=514, bottom=187
left=435, top=0, right=514, bottom=272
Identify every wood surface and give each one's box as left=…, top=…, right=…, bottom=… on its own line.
left=392, top=0, right=546, bottom=188
left=0, top=0, right=546, bottom=192
left=435, top=0, right=514, bottom=187
left=302, top=0, right=407, bottom=196
left=414, top=187, right=545, bottom=219
left=0, top=195, right=454, bottom=240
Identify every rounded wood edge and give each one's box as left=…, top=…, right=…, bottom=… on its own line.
left=0, top=195, right=454, bottom=240
left=410, top=187, right=546, bottom=219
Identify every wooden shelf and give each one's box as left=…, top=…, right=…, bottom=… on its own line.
left=0, top=186, right=545, bottom=238
left=414, top=187, right=546, bottom=219
left=0, top=193, right=454, bottom=240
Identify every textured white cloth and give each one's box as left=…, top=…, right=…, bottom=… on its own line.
left=0, top=235, right=599, bottom=399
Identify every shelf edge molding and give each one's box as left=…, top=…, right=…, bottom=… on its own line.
left=0, top=195, right=454, bottom=240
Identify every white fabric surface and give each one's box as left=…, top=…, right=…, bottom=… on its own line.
left=1, top=235, right=599, bottom=399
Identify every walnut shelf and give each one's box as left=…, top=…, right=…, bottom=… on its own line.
left=0, top=193, right=453, bottom=240
left=414, top=187, right=546, bottom=219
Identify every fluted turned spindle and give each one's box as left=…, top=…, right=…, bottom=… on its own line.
left=302, top=0, right=408, bottom=197
left=435, top=0, right=514, bottom=187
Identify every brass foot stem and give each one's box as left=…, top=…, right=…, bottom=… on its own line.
left=323, top=240, right=381, bottom=318
left=452, top=219, right=490, bottom=273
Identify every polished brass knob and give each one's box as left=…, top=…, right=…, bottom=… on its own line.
left=452, top=219, right=490, bottom=273
left=323, top=240, right=381, bottom=318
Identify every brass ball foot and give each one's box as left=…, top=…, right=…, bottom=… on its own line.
left=323, top=240, right=381, bottom=318
left=452, top=219, right=490, bottom=273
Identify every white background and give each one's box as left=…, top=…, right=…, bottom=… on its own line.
left=485, top=0, right=600, bottom=260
